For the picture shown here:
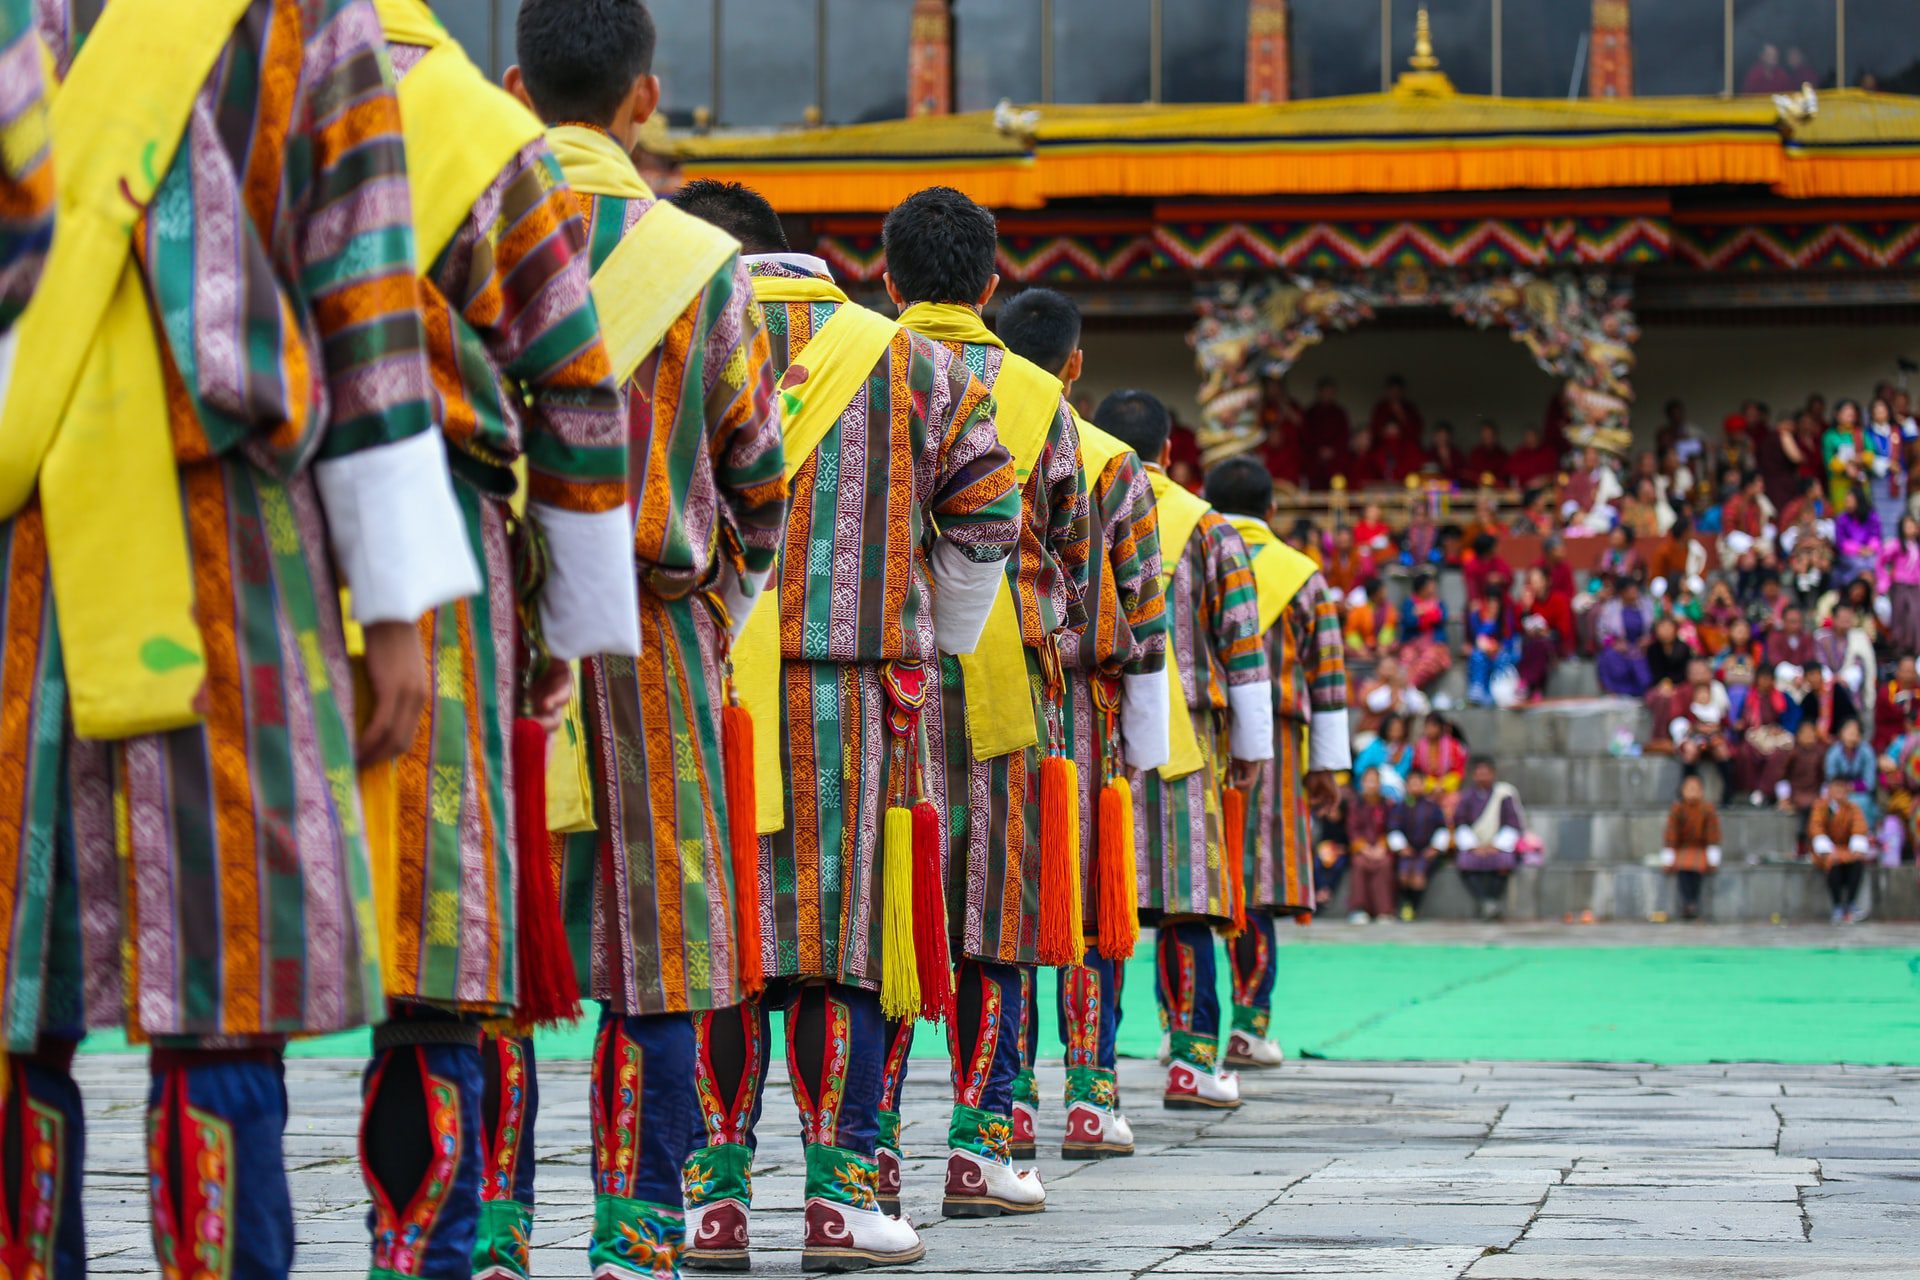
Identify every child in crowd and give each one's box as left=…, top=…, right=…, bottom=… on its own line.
left=1413, top=714, right=1469, bottom=815
left=1353, top=502, right=1394, bottom=560
left=1345, top=767, right=1397, bottom=924
left=1399, top=573, right=1453, bottom=689
left=1314, top=783, right=1351, bottom=914
left=1465, top=589, right=1517, bottom=707
left=1660, top=773, right=1723, bottom=922
left=1389, top=770, right=1449, bottom=921
left=1809, top=775, right=1873, bottom=923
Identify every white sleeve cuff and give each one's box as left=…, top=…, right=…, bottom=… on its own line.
left=1308, top=708, right=1353, bottom=772
left=1431, top=828, right=1451, bottom=851
left=1365, top=685, right=1393, bottom=712
left=1659, top=847, right=1677, bottom=867
left=1493, top=826, right=1520, bottom=854
left=1775, top=780, right=1793, bottom=800
left=1454, top=825, right=1478, bottom=850
left=1227, top=680, right=1275, bottom=762
left=316, top=430, right=481, bottom=624
left=1387, top=831, right=1409, bottom=852
left=1813, top=835, right=1836, bottom=855
left=1706, top=845, right=1723, bottom=867
left=931, top=539, right=1008, bottom=655
left=1849, top=835, right=1872, bottom=855
left=718, top=560, right=774, bottom=641
left=531, top=503, right=641, bottom=659
left=1121, top=665, right=1171, bottom=772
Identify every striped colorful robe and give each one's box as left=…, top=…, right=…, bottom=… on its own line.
left=749, top=262, right=1019, bottom=990
left=558, top=197, right=784, bottom=1017
left=0, top=0, right=51, bottom=331
left=381, top=44, right=625, bottom=1017
left=1138, top=504, right=1268, bottom=922
left=915, top=341, right=1090, bottom=967
left=1249, top=568, right=1349, bottom=914
left=1061, top=440, right=1166, bottom=932
left=0, top=0, right=447, bottom=1049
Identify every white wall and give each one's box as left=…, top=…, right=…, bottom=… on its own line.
left=1076, top=320, right=1920, bottom=449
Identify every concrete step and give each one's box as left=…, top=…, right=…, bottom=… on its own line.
left=1324, top=862, right=1917, bottom=922
left=1546, top=659, right=1600, bottom=699
left=1446, top=698, right=1648, bottom=758
left=1506, top=754, right=1723, bottom=809
left=1528, top=804, right=1800, bottom=864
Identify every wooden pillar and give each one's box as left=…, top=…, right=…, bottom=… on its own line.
left=1246, top=0, right=1291, bottom=103
left=1589, top=0, right=1632, bottom=98
left=908, top=0, right=953, bottom=118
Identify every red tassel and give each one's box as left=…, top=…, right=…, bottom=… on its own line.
left=1221, top=785, right=1248, bottom=939
left=1037, top=754, right=1079, bottom=967
left=722, top=703, right=765, bottom=997
left=1095, top=778, right=1139, bottom=961
left=911, top=798, right=952, bottom=1022
left=512, top=717, right=582, bottom=1027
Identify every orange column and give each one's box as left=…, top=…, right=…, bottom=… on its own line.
left=909, top=0, right=953, bottom=118
left=1589, top=0, right=1632, bottom=99
left=1246, top=0, right=1291, bottom=103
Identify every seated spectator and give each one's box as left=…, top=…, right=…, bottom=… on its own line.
left=1465, top=421, right=1509, bottom=488
left=1646, top=515, right=1701, bottom=597
left=1801, top=664, right=1859, bottom=746
left=1619, top=476, right=1669, bottom=539
left=1371, top=418, right=1426, bottom=486
left=1539, top=535, right=1576, bottom=601
left=1320, top=523, right=1373, bottom=595
left=1732, top=665, right=1797, bottom=805
left=1261, top=375, right=1305, bottom=486
left=1595, top=575, right=1656, bottom=697
left=1645, top=614, right=1693, bottom=699
left=1824, top=717, right=1878, bottom=827
left=1510, top=488, right=1559, bottom=536
left=1437, top=524, right=1466, bottom=568
left=1343, top=580, right=1393, bottom=663
left=1715, top=616, right=1762, bottom=721
left=1353, top=712, right=1414, bottom=796
left=1664, top=660, right=1736, bottom=802
left=1873, top=654, right=1920, bottom=754
left=1345, top=767, right=1396, bottom=924
left=1505, top=426, right=1559, bottom=491
left=1452, top=756, right=1535, bottom=921
left=1877, top=514, right=1920, bottom=655
left=1809, top=775, right=1872, bottom=924
left=1345, top=427, right=1384, bottom=490
left=1399, top=506, right=1441, bottom=567
left=1877, top=727, right=1918, bottom=867
left=1696, top=578, right=1742, bottom=656
left=1659, top=773, right=1723, bottom=922
left=1833, top=488, right=1884, bottom=585
left=1388, top=770, right=1449, bottom=921
left=1657, top=398, right=1707, bottom=468
left=1463, top=532, right=1514, bottom=604
left=1812, top=604, right=1875, bottom=708
left=1515, top=568, right=1571, bottom=700
left=1397, top=573, right=1453, bottom=689
left=1351, top=501, right=1394, bottom=560
left=1464, top=589, right=1518, bottom=707
left=1313, top=782, right=1351, bottom=914
left=1463, top=491, right=1509, bottom=546
left=1784, top=719, right=1830, bottom=823
left=1370, top=373, right=1425, bottom=444
left=1356, top=655, right=1431, bottom=739
left=1777, top=476, right=1828, bottom=537
left=1564, top=446, right=1624, bottom=535
left=1719, top=472, right=1773, bottom=546
left=1597, top=525, right=1644, bottom=582
left=1424, top=422, right=1466, bottom=488
left=1302, top=377, right=1352, bottom=489
left=1765, top=604, right=1817, bottom=669
left=1412, top=713, right=1469, bottom=814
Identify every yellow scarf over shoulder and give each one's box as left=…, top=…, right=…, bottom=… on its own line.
left=897, top=302, right=1061, bottom=761
left=0, top=0, right=264, bottom=739
left=1227, top=516, right=1319, bottom=636
left=1148, top=470, right=1215, bottom=780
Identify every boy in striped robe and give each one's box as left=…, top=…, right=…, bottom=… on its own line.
left=1201, top=457, right=1349, bottom=1070
left=0, top=1, right=479, bottom=1272
left=889, top=187, right=1093, bottom=1217
left=1092, top=392, right=1272, bottom=1112
left=501, top=3, right=787, bottom=1273
left=998, top=289, right=1169, bottom=1162
left=667, top=179, right=1019, bottom=1272
left=364, top=6, right=640, bottom=1275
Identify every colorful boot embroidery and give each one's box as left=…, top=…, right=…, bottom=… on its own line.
left=364, top=1051, right=465, bottom=1279
left=149, top=1073, right=235, bottom=1280
left=803, top=1143, right=880, bottom=1212
left=473, top=1037, right=533, bottom=1280
left=588, top=1197, right=684, bottom=1280
left=0, top=1061, right=70, bottom=1279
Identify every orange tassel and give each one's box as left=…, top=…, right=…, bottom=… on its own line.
left=1221, top=785, right=1248, bottom=939
left=512, top=717, right=581, bottom=1027
left=1037, top=754, right=1079, bottom=967
left=912, top=798, right=952, bottom=1022
left=722, top=703, right=765, bottom=996
left=1095, top=777, right=1139, bottom=961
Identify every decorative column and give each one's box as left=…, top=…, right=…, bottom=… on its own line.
left=1588, top=0, right=1632, bottom=98
left=1246, top=0, right=1291, bottom=103
left=908, top=0, right=953, bottom=118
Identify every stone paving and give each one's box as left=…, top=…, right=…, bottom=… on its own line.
left=73, top=1046, right=1920, bottom=1279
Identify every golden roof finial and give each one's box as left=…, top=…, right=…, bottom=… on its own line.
left=1393, top=2, right=1454, bottom=96
left=1410, top=3, right=1439, bottom=72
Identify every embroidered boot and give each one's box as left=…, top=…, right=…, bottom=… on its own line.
left=1060, top=1066, right=1133, bottom=1159
left=1224, top=1005, right=1284, bottom=1069
left=1163, top=1031, right=1240, bottom=1110
left=942, top=1104, right=1045, bottom=1217
left=801, top=1143, right=923, bottom=1272
left=874, top=1109, right=903, bottom=1216
left=589, top=1197, right=684, bottom=1280
left=683, top=1141, right=753, bottom=1272
left=1009, top=1068, right=1039, bottom=1160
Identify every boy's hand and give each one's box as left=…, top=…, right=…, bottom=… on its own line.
left=1229, top=758, right=1262, bottom=790
left=359, top=620, right=429, bottom=764
left=526, top=661, right=575, bottom=733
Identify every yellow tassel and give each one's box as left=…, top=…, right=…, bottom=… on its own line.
left=879, top=804, right=919, bottom=1021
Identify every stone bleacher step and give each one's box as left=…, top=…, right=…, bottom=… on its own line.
left=1526, top=804, right=1800, bottom=865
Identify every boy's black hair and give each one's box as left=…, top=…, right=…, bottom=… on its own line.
left=1469, top=754, right=1496, bottom=771
left=671, top=180, right=788, bottom=253
left=516, top=0, right=656, bottom=126
left=1202, top=455, right=1275, bottom=519
left=880, top=186, right=997, bottom=304
left=996, top=287, right=1081, bottom=375
left=1093, top=390, right=1171, bottom=463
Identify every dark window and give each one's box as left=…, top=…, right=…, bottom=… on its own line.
left=954, top=0, right=1044, bottom=110
left=1053, top=0, right=1151, bottom=103
left=1163, top=0, right=1248, bottom=103
left=1733, top=0, right=1836, bottom=95
left=1500, top=0, right=1589, bottom=99
left=1848, top=0, right=1920, bottom=92
left=1633, top=0, right=1726, bottom=96
left=720, top=0, right=821, bottom=126
left=652, top=0, right=718, bottom=127
left=1290, top=0, right=1383, bottom=98
left=431, top=0, right=499, bottom=77
left=1389, top=0, right=1493, bottom=96
left=825, top=0, right=915, bottom=122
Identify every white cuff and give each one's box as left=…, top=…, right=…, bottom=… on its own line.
left=1387, top=832, right=1410, bottom=852
left=531, top=503, right=641, bottom=659
left=931, top=539, right=1008, bottom=655
left=718, top=560, right=774, bottom=641
left=1659, top=847, right=1677, bottom=867
left=1365, top=685, right=1393, bottom=712
left=1706, top=845, right=1723, bottom=868
left=1308, top=707, right=1353, bottom=772
left=1775, top=780, right=1792, bottom=800
left=1849, top=835, right=1872, bottom=855
left=316, top=430, right=480, bottom=624
left=1493, top=826, right=1520, bottom=855
left=1121, top=665, right=1171, bottom=772
left=1227, top=680, right=1275, bottom=762
left=1813, top=835, right=1836, bottom=855
left=1454, top=825, right=1477, bottom=850
left=1431, top=829, right=1451, bottom=851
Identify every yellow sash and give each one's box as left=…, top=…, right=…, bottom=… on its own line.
left=898, top=304, right=1060, bottom=761
left=734, top=289, right=901, bottom=833
left=376, top=0, right=544, bottom=272
left=1075, top=416, right=1136, bottom=480
left=1228, top=516, right=1319, bottom=636
left=1149, top=470, right=1214, bottom=781
left=0, top=0, right=263, bottom=739
left=546, top=125, right=740, bottom=382
left=752, top=274, right=851, bottom=307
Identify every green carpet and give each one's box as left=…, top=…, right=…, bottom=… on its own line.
left=79, top=945, right=1920, bottom=1065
